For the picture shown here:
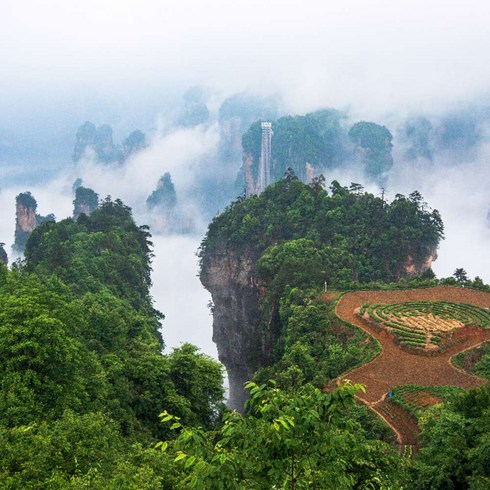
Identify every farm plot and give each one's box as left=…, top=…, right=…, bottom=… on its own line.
left=333, top=286, right=490, bottom=447
left=390, top=385, right=463, bottom=416
left=334, top=286, right=490, bottom=404
left=360, top=301, right=490, bottom=350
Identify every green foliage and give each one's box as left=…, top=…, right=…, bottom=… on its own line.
left=256, top=238, right=355, bottom=295
left=0, top=195, right=226, bottom=486
left=25, top=198, right=154, bottom=308
left=0, top=245, right=7, bottom=266
left=146, top=172, right=177, bottom=209
left=15, top=191, right=37, bottom=209
left=0, top=273, right=103, bottom=426
left=253, top=290, right=380, bottom=391
left=158, top=381, right=407, bottom=489
left=452, top=341, right=490, bottom=380
left=390, top=385, right=464, bottom=418
left=348, top=121, right=393, bottom=180
left=0, top=411, right=177, bottom=489
left=73, top=186, right=99, bottom=219
left=166, top=343, right=225, bottom=428
left=241, top=109, right=346, bottom=184
left=200, top=177, right=444, bottom=284
left=413, top=385, right=490, bottom=489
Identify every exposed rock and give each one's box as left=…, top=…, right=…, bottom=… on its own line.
left=121, top=130, right=146, bottom=161
left=147, top=173, right=177, bottom=210
left=202, top=241, right=439, bottom=412
left=73, top=186, right=99, bottom=219
left=199, top=180, right=443, bottom=411
left=0, top=243, right=8, bottom=266
left=72, top=122, right=121, bottom=163
left=242, top=153, right=256, bottom=195
left=13, top=192, right=55, bottom=253
left=404, top=247, right=438, bottom=277
left=73, top=121, right=97, bottom=162
left=200, top=248, right=272, bottom=411
left=348, top=121, right=393, bottom=183
left=146, top=173, right=197, bottom=234
left=14, top=192, right=39, bottom=253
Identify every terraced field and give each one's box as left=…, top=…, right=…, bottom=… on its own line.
left=333, top=286, right=490, bottom=448
left=360, top=301, right=490, bottom=350
left=390, top=385, right=463, bottom=414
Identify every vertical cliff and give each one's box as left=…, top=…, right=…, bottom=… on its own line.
left=0, top=243, right=8, bottom=266
left=13, top=192, right=55, bottom=254
left=200, top=248, right=278, bottom=411
left=13, top=192, right=39, bottom=253
left=73, top=186, right=99, bottom=219
left=199, top=178, right=444, bottom=411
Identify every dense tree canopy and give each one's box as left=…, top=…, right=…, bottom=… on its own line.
left=158, top=381, right=407, bottom=489
left=1, top=197, right=225, bottom=485
left=201, top=175, right=443, bottom=284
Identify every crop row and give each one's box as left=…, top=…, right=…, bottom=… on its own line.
left=390, top=385, right=464, bottom=416
left=361, top=300, right=490, bottom=349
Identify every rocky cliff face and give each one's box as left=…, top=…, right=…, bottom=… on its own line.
left=202, top=242, right=438, bottom=412
left=73, top=186, right=99, bottom=220
left=404, top=246, right=438, bottom=277
left=0, top=244, right=8, bottom=266
left=14, top=192, right=55, bottom=253
left=14, top=193, right=38, bottom=253
left=199, top=179, right=443, bottom=411
left=200, top=248, right=277, bottom=411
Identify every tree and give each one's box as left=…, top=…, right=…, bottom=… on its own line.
left=0, top=243, right=7, bottom=266
left=166, top=343, right=225, bottom=429
left=73, top=186, right=99, bottom=219
left=414, top=385, right=490, bottom=489
left=0, top=274, right=100, bottom=426
left=158, top=381, right=406, bottom=489
left=454, top=268, right=469, bottom=284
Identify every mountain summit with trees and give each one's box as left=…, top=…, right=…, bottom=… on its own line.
left=199, top=173, right=444, bottom=409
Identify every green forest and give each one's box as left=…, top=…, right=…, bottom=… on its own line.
left=240, top=110, right=394, bottom=186
left=1, top=181, right=490, bottom=488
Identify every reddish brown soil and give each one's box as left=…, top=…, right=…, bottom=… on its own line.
left=403, top=391, right=442, bottom=408
left=333, top=286, right=490, bottom=447
left=372, top=400, right=420, bottom=447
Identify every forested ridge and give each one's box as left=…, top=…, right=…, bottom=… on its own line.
left=201, top=174, right=443, bottom=284
left=196, top=174, right=490, bottom=489
left=1, top=185, right=489, bottom=488
left=0, top=199, right=224, bottom=488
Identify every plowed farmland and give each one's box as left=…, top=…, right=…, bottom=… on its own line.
left=333, top=286, right=490, bottom=447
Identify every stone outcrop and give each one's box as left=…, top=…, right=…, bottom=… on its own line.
left=199, top=180, right=442, bottom=411
left=14, top=192, right=39, bottom=253
left=201, top=243, right=439, bottom=412
left=0, top=243, right=8, bottom=266
left=13, top=192, right=55, bottom=253
left=242, top=153, right=256, bottom=195
left=73, top=186, right=99, bottom=219
left=404, top=246, right=438, bottom=277
left=200, top=248, right=278, bottom=411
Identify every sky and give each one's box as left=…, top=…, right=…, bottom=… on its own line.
left=1, top=0, right=490, bottom=358
left=2, top=1, right=490, bottom=116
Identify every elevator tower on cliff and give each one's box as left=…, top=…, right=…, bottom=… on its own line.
left=258, top=122, right=272, bottom=193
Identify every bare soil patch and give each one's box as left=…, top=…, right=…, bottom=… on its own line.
left=333, top=286, right=490, bottom=446
left=402, top=390, right=442, bottom=409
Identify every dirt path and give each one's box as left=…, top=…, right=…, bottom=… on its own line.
left=333, top=286, right=490, bottom=447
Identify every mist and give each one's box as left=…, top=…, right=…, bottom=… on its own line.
left=2, top=1, right=490, bottom=358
